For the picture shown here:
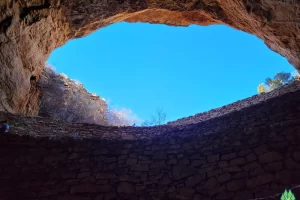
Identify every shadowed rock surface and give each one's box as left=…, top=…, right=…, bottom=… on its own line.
left=38, top=65, right=139, bottom=126
left=38, top=65, right=108, bottom=125
left=1, top=0, right=300, bottom=114
left=0, top=79, right=300, bottom=200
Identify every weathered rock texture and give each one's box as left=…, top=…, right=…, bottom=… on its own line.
left=1, top=81, right=300, bottom=200
left=168, top=81, right=300, bottom=126
left=38, top=65, right=108, bottom=125
left=1, top=0, right=300, bottom=115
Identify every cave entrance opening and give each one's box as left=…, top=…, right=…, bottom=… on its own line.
left=45, top=22, right=294, bottom=126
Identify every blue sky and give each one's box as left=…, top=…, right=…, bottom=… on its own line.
left=47, top=22, right=295, bottom=123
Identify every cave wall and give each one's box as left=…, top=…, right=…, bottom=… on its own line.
left=1, top=0, right=300, bottom=115
left=1, top=85, right=300, bottom=200
left=0, top=0, right=70, bottom=115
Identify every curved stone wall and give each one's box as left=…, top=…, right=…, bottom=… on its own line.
left=1, top=86, right=300, bottom=200
left=1, top=0, right=300, bottom=114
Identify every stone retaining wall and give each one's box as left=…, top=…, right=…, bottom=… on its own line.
left=168, top=82, right=300, bottom=126
left=1, top=86, right=300, bottom=200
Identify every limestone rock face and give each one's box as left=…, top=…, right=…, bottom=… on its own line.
left=38, top=65, right=108, bottom=125
left=1, top=0, right=300, bottom=115
left=0, top=0, right=70, bottom=115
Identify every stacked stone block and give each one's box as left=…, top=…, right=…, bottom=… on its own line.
left=1, top=84, right=300, bottom=199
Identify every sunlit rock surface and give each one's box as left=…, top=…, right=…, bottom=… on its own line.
left=1, top=0, right=300, bottom=114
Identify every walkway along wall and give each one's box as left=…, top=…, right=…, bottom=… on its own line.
left=1, top=87, right=300, bottom=199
